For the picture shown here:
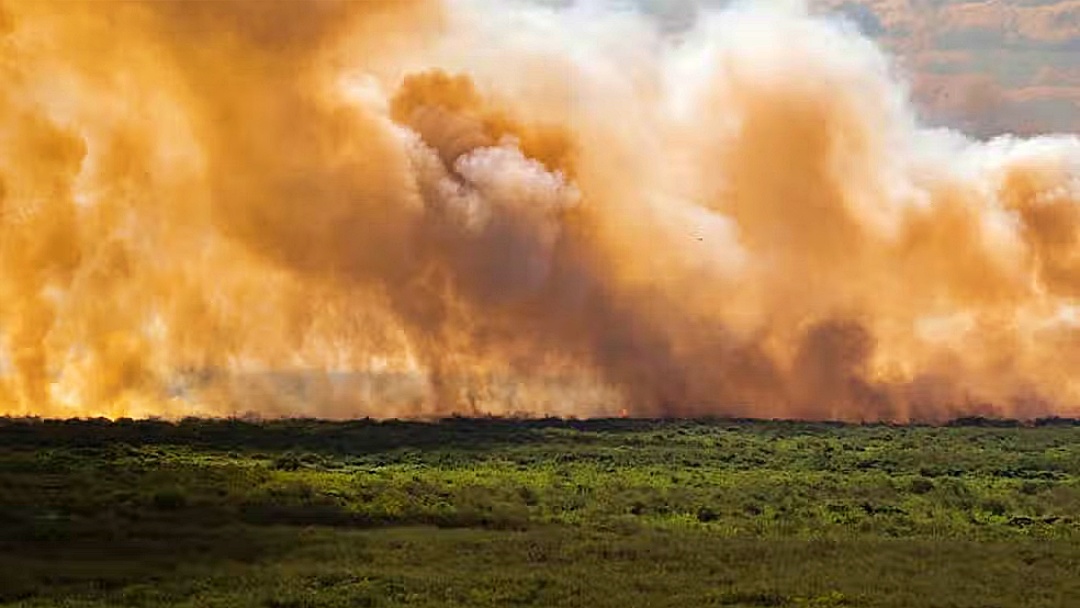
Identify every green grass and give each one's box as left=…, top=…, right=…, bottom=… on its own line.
left=1, top=416, right=1079, bottom=606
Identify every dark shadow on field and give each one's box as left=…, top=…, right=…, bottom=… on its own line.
left=2, top=415, right=1077, bottom=456
left=0, top=416, right=627, bottom=454
left=3, top=525, right=1080, bottom=607
left=0, top=522, right=293, bottom=604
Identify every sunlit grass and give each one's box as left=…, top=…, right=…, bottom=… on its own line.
left=2, top=417, right=1079, bottom=606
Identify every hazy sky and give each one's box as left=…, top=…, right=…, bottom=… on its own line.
left=610, top=0, right=1079, bottom=137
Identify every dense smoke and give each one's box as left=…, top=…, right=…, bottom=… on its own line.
left=0, top=0, right=1078, bottom=421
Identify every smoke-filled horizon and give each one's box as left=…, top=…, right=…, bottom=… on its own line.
left=1, top=0, right=1078, bottom=421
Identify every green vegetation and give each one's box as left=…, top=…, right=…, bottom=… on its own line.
left=2, top=416, right=1080, bottom=607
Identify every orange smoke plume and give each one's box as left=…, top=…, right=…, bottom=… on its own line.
left=0, top=0, right=1078, bottom=421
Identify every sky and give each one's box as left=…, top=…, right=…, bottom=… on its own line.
left=626, top=0, right=1079, bottom=137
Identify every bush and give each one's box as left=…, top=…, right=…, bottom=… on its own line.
left=718, top=591, right=788, bottom=606
left=908, top=477, right=935, bottom=495
left=1019, top=481, right=1044, bottom=495
left=980, top=498, right=1008, bottom=517
left=696, top=506, right=719, bottom=523
left=151, top=488, right=188, bottom=511
left=272, top=453, right=303, bottom=471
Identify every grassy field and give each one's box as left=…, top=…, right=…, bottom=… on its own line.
left=2, top=416, right=1080, bottom=607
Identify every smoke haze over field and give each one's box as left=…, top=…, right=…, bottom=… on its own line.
left=0, top=0, right=1079, bottom=421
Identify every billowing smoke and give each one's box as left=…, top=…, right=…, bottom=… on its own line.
left=0, top=0, right=1078, bottom=421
